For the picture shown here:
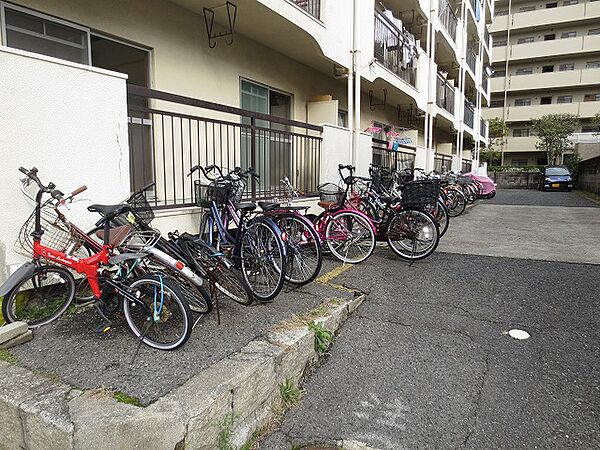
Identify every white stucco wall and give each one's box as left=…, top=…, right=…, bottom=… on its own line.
left=0, top=47, right=129, bottom=280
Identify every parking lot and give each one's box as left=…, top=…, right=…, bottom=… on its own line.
left=263, top=190, right=600, bottom=449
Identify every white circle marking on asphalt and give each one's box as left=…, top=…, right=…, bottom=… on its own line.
left=508, top=329, right=530, bottom=340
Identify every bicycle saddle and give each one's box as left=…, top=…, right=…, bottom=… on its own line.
left=258, top=201, right=280, bottom=211
left=237, top=202, right=257, bottom=212
left=318, top=201, right=338, bottom=210
left=88, top=203, right=131, bottom=219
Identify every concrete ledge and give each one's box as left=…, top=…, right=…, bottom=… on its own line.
left=0, top=295, right=365, bottom=450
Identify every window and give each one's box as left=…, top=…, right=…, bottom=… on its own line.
left=516, top=67, right=533, bottom=75
left=563, top=0, right=578, bottom=5
left=537, top=156, right=548, bottom=165
left=544, top=34, right=556, bottom=41
left=561, top=31, right=577, bottom=39
left=546, top=2, right=558, bottom=7
left=492, top=69, right=506, bottom=77
left=493, top=39, right=507, bottom=47
left=517, top=37, right=535, bottom=44
left=514, top=98, right=531, bottom=106
left=513, top=128, right=530, bottom=137
left=490, top=99, right=505, bottom=108
left=338, top=110, right=348, bottom=128
left=541, top=96, right=552, bottom=104
left=542, top=65, right=554, bottom=73
left=512, top=158, right=528, bottom=167
left=586, top=61, right=600, bottom=68
left=557, top=95, right=573, bottom=103
left=582, top=126, right=598, bottom=132
left=560, top=63, right=575, bottom=71
left=519, top=5, right=536, bottom=12
left=496, top=10, right=509, bottom=16
left=0, top=4, right=90, bottom=64
left=588, top=28, right=600, bottom=36
left=583, top=94, right=600, bottom=102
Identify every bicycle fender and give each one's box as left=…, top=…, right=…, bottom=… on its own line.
left=0, top=262, right=36, bottom=296
left=252, top=217, right=289, bottom=257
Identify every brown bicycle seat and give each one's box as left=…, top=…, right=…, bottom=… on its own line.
left=95, top=225, right=131, bottom=246
left=318, top=201, right=338, bottom=210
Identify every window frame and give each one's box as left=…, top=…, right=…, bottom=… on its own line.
left=563, top=0, right=578, bottom=5
left=515, top=67, right=534, bottom=75
left=561, top=31, right=577, bottom=39
left=586, top=61, right=600, bottom=69
left=0, top=2, right=92, bottom=64
left=588, top=28, right=600, bottom=36
left=514, top=98, right=532, bottom=107
left=540, top=96, right=552, bottom=105
left=560, top=63, right=576, bottom=71
left=517, top=36, right=535, bottom=44
left=583, top=94, right=600, bottom=102
left=512, top=128, right=531, bottom=137
left=557, top=95, right=573, bottom=104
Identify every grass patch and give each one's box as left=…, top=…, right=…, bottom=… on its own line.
left=0, top=348, right=19, bottom=365
left=112, top=391, right=141, bottom=407
left=576, top=189, right=600, bottom=204
left=308, top=321, right=332, bottom=354
left=279, top=378, right=303, bottom=409
left=217, top=413, right=236, bottom=450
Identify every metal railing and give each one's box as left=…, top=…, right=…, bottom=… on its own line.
left=127, top=85, right=322, bottom=208
left=480, top=118, right=487, bottom=138
left=434, top=154, right=453, bottom=172
left=374, top=12, right=417, bottom=87
left=484, top=27, right=490, bottom=49
left=482, top=71, right=489, bottom=93
left=466, top=44, right=477, bottom=73
left=436, top=74, right=455, bottom=115
left=464, top=100, right=475, bottom=129
left=438, top=0, right=458, bottom=42
left=372, top=139, right=416, bottom=171
left=291, top=0, right=321, bottom=20
left=462, top=159, right=473, bottom=173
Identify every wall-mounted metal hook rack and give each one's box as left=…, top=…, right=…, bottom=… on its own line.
left=369, top=89, right=387, bottom=111
left=203, top=2, right=237, bottom=48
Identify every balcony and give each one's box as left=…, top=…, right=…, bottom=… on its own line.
left=482, top=71, right=489, bottom=93
left=374, top=11, right=417, bottom=87
left=436, top=74, right=455, bottom=115
left=480, top=118, right=488, bottom=140
left=491, top=68, right=600, bottom=93
left=466, top=44, right=477, bottom=73
left=464, top=100, right=475, bottom=129
left=506, top=102, right=599, bottom=121
left=289, top=0, right=321, bottom=20
left=490, top=1, right=600, bottom=32
left=493, top=35, right=600, bottom=63
left=505, top=136, right=538, bottom=152
left=484, top=27, right=490, bottom=51
left=438, top=0, right=458, bottom=43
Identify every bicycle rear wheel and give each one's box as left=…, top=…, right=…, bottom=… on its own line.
left=239, top=219, right=287, bottom=301
left=447, top=190, right=466, bottom=217
left=325, top=211, right=375, bottom=264
left=386, top=209, right=440, bottom=260
left=274, top=214, right=322, bottom=286
left=2, top=265, right=75, bottom=328
left=122, top=275, right=191, bottom=350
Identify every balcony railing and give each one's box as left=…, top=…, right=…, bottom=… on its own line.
left=466, top=44, right=477, bottom=73
left=464, top=100, right=475, bottom=129
left=436, top=74, right=455, bottom=115
left=291, top=0, right=321, bottom=20
left=434, top=154, right=453, bottom=172
left=374, top=11, right=417, bottom=87
left=438, top=0, right=458, bottom=42
left=127, top=85, right=322, bottom=207
left=480, top=118, right=487, bottom=138
left=372, top=139, right=416, bottom=171
left=484, top=27, right=490, bottom=49
left=461, top=159, right=473, bottom=173
left=482, top=71, right=489, bottom=93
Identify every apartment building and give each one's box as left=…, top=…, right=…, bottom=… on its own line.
left=0, top=0, right=491, bottom=274
left=485, top=0, right=600, bottom=166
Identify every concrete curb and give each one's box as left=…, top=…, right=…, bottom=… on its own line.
left=0, top=294, right=365, bottom=450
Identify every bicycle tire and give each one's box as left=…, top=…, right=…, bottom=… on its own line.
left=122, top=275, right=192, bottom=350
left=2, top=265, right=75, bottom=328
left=431, top=199, right=449, bottom=238
left=447, top=190, right=466, bottom=217
left=386, top=209, right=440, bottom=260
left=274, top=213, right=322, bottom=286
left=181, top=238, right=252, bottom=306
left=239, top=218, right=287, bottom=301
left=325, top=211, right=376, bottom=264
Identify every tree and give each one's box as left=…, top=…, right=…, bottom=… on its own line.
left=480, top=118, right=508, bottom=166
left=531, top=114, right=579, bottom=165
left=592, top=113, right=600, bottom=135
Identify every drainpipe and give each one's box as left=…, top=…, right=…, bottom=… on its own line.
left=501, top=0, right=512, bottom=166
left=424, top=0, right=434, bottom=172
left=353, top=0, right=361, bottom=168
left=348, top=9, right=354, bottom=165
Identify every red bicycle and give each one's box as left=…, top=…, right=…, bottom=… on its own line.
left=0, top=167, right=192, bottom=350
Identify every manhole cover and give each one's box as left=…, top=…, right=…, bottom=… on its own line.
left=508, top=329, right=530, bottom=340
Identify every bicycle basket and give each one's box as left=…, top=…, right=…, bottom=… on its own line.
left=194, top=180, right=233, bottom=207
left=401, top=180, right=439, bottom=206
left=15, top=207, right=85, bottom=256
left=318, top=183, right=345, bottom=204
left=127, top=190, right=155, bottom=224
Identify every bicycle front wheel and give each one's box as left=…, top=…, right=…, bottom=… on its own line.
left=325, top=211, right=375, bottom=264
left=122, top=275, right=192, bottom=350
left=274, top=214, right=322, bottom=286
left=386, top=209, right=440, bottom=260
left=2, top=265, right=75, bottom=328
left=239, top=219, right=287, bottom=301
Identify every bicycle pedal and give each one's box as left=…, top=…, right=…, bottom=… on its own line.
left=95, top=322, right=112, bottom=334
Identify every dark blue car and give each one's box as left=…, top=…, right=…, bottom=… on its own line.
left=538, top=165, right=573, bottom=191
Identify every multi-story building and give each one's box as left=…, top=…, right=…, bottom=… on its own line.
left=0, top=0, right=491, bottom=274
left=485, top=0, right=600, bottom=166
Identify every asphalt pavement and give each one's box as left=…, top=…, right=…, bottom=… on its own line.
left=263, top=190, right=600, bottom=449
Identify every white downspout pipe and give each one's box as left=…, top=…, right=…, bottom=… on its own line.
left=423, top=0, right=433, bottom=173
left=353, top=0, right=361, bottom=167
left=348, top=17, right=354, bottom=164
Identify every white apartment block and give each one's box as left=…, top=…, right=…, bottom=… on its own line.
left=485, top=0, right=600, bottom=166
left=0, top=0, right=491, bottom=274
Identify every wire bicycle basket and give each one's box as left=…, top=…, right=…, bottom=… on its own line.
left=194, top=177, right=247, bottom=207
left=126, top=190, right=155, bottom=225
left=400, top=180, right=439, bottom=207
left=318, top=183, right=345, bottom=204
